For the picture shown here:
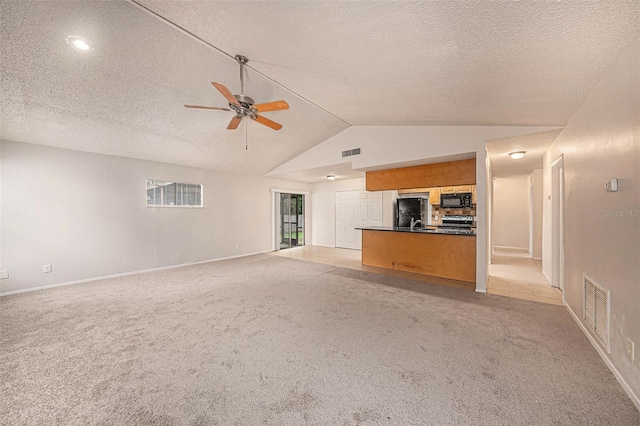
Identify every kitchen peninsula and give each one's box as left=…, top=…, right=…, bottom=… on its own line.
left=359, top=227, right=476, bottom=282
left=363, top=158, right=477, bottom=283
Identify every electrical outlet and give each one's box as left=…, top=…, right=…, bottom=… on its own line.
left=44, top=265, right=52, bottom=273
left=627, top=338, right=635, bottom=361
left=0, top=270, right=8, bottom=280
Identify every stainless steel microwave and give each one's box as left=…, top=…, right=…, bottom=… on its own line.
left=440, top=193, right=472, bottom=208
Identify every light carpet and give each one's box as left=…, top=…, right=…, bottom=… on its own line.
left=1, top=254, right=638, bottom=425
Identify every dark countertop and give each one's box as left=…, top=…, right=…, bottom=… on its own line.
left=357, top=226, right=476, bottom=236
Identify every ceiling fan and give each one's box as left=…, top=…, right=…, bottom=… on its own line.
left=184, top=55, right=289, bottom=131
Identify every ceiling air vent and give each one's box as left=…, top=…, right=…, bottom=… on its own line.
left=342, top=148, right=361, bottom=157
left=583, top=274, right=610, bottom=352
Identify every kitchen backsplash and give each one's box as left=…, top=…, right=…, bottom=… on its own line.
left=430, top=207, right=477, bottom=226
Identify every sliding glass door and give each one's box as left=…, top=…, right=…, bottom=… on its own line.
left=280, top=193, right=304, bottom=249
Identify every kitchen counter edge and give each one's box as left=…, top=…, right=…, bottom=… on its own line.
left=357, top=226, right=476, bottom=236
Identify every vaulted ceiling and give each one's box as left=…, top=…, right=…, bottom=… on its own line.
left=1, top=1, right=639, bottom=176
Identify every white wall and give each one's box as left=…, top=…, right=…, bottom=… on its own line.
left=492, top=177, right=529, bottom=250
left=267, top=126, right=559, bottom=176
left=542, top=37, right=640, bottom=407
left=0, top=140, right=311, bottom=294
left=528, top=169, right=543, bottom=259
left=310, top=177, right=393, bottom=247
left=486, top=154, right=493, bottom=267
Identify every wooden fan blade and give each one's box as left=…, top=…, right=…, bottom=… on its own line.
left=252, top=114, right=283, bottom=131
left=184, top=104, right=230, bottom=111
left=212, top=82, right=240, bottom=107
left=227, top=115, right=243, bottom=130
left=252, top=100, right=289, bottom=113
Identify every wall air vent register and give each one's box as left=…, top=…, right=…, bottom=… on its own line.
left=342, top=148, right=361, bottom=157
left=583, top=274, right=610, bottom=352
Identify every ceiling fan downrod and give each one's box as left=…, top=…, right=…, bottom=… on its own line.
left=233, top=55, right=254, bottom=111
left=235, top=55, right=248, bottom=96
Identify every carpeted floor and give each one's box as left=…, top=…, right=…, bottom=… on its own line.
left=1, top=254, right=638, bottom=425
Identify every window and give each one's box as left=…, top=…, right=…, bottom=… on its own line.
left=146, top=180, right=203, bottom=207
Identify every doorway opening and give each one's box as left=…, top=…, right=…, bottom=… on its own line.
left=280, top=193, right=305, bottom=249
left=551, top=155, right=565, bottom=293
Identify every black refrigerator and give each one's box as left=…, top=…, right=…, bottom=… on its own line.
left=396, top=198, right=425, bottom=227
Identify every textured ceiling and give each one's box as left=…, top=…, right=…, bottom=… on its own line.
left=138, top=0, right=640, bottom=126
left=1, top=1, right=639, bottom=176
left=486, top=130, right=563, bottom=178
left=0, top=1, right=348, bottom=175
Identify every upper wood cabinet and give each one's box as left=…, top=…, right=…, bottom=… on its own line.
left=398, top=188, right=429, bottom=195
left=441, top=185, right=472, bottom=194
left=366, top=159, right=476, bottom=191
left=429, top=187, right=440, bottom=205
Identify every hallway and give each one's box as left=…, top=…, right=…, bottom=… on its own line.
left=487, top=248, right=562, bottom=305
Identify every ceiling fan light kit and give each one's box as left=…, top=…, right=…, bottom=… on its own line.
left=184, top=54, right=289, bottom=132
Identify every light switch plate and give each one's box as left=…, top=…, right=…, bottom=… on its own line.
left=44, top=265, right=52, bottom=273
left=0, top=270, right=8, bottom=280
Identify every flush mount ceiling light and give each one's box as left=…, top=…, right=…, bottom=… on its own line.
left=66, top=35, right=93, bottom=52
left=509, top=151, right=526, bottom=159
left=327, top=175, right=336, bottom=180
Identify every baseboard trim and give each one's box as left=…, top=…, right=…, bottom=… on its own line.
left=493, top=246, right=532, bottom=258
left=312, top=243, right=336, bottom=248
left=475, top=288, right=487, bottom=294
left=493, top=245, right=529, bottom=251
left=564, top=301, right=640, bottom=412
left=0, top=251, right=271, bottom=297
left=532, top=256, right=542, bottom=261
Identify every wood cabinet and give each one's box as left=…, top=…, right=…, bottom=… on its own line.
left=471, top=185, right=477, bottom=204
left=362, top=230, right=476, bottom=282
left=429, top=187, right=440, bottom=205
left=366, top=159, right=476, bottom=191
left=398, top=187, right=430, bottom=194
left=441, top=185, right=471, bottom=194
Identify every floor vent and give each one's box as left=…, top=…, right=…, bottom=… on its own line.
left=342, top=148, right=361, bottom=157
left=583, top=274, right=610, bottom=352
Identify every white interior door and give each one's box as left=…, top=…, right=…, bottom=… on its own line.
left=356, top=191, right=383, bottom=249
left=336, top=190, right=383, bottom=250
left=336, top=191, right=358, bottom=249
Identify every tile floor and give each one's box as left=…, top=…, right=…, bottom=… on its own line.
left=270, top=245, right=476, bottom=291
left=488, top=248, right=563, bottom=305
left=271, top=245, right=563, bottom=305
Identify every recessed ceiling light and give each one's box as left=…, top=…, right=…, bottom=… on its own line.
left=66, top=36, right=93, bottom=52
left=509, top=151, right=526, bottom=159
left=327, top=175, right=336, bottom=180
